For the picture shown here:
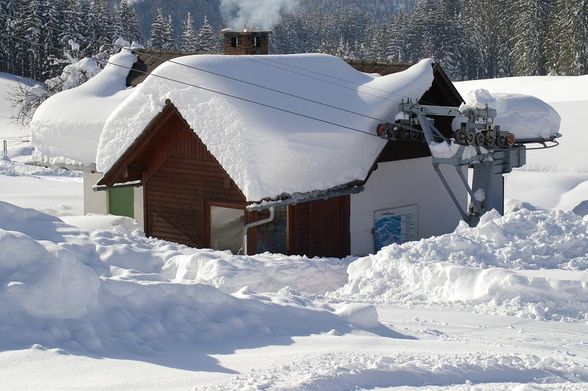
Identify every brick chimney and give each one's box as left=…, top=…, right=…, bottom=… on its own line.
left=222, top=29, right=271, bottom=55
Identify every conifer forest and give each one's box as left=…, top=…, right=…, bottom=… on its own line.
left=0, top=0, right=586, bottom=84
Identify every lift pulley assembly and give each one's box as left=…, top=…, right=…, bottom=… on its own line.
left=376, top=101, right=560, bottom=227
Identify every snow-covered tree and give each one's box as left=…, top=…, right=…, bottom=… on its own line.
left=511, top=0, right=549, bottom=76
left=116, top=0, right=141, bottom=44
left=196, top=16, right=216, bottom=53
left=149, top=9, right=166, bottom=49
left=180, top=12, right=197, bottom=52
left=24, top=0, right=43, bottom=79
left=545, top=0, right=588, bottom=75
left=162, top=15, right=176, bottom=50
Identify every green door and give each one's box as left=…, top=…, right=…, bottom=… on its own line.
left=108, top=187, right=134, bottom=218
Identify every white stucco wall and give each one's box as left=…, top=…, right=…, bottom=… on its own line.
left=83, top=172, right=108, bottom=215
left=134, top=186, right=144, bottom=230
left=350, top=157, right=467, bottom=256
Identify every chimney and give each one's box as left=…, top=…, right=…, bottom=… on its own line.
left=222, top=29, right=271, bottom=55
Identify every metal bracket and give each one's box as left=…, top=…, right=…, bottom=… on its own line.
left=391, top=103, right=532, bottom=227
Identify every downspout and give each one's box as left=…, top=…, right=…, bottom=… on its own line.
left=243, top=206, right=275, bottom=255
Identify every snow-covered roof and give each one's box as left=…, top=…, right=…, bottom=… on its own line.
left=97, top=54, right=436, bottom=201
left=30, top=51, right=137, bottom=167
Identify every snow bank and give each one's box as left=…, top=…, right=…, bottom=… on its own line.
left=30, top=51, right=137, bottom=166
left=334, top=209, right=588, bottom=320
left=459, top=89, right=561, bottom=139
left=162, top=251, right=350, bottom=295
left=205, top=352, right=588, bottom=390
left=0, top=157, right=81, bottom=178
left=0, top=202, right=376, bottom=353
left=96, top=55, right=435, bottom=200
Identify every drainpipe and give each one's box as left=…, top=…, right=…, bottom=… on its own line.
left=243, top=206, right=275, bottom=255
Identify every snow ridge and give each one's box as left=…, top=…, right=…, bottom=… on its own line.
left=203, top=352, right=588, bottom=390
left=333, top=209, right=588, bottom=320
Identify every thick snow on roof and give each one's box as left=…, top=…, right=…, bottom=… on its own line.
left=96, top=54, right=435, bottom=201
left=30, top=51, right=137, bottom=166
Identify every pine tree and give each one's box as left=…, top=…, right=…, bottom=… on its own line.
left=460, top=0, right=514, bottom=78
left=511, top=0, right=549, bottom=76
left=557, top=0, right=588, bottom=75
left=41, top=0, right=63, bottom=79
left=9, top=0, right=28, bottom=76
left=90, top=0, right=114, bottom=53
left=0, top=0, right=9, bottom=72
left=162, top=15, right=175, bottom=50
left=25, top=0, right=43, bottom=79
left=116, top=0, right=141, bottom=43
left=196, top=16, right=216, bottom=53
left=180, top=11, right=196, bottom=52
left=150, top=9, right=166, bottom=49
left=335, top=36, right=353, bottom=59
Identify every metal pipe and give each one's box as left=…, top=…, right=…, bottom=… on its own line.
left=433, top=164, right=469, bottom=222
left=243, top=206, right=275, bottom=255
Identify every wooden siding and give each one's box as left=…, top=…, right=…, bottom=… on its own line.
left=288, top=196, right=350, bottom=258
left=97, top=104, right=356, bottom=257
left=142, top=112, right=246, bottom=248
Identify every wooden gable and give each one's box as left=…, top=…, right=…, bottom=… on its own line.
left=98, top=104, right=246, bottom=248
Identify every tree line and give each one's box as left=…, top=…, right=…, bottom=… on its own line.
left=1, top=0, right=586, bottom=84
left=272, top=0, right=588, bottom=79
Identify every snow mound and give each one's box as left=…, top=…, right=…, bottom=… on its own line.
left=460, top=89, right=561, bottom=139
left=204, top=352, right=588, bottom=390
left=334, top=209, right=588, bottom=320
left=0, top=158, right=81, bottom=178
left=30, top=50, right=137, bottom=166
left=162, top=251, right=350, bottom=295
left=96, top=55, right=435, bottom=200
left=0, top=230, right=100, bottom=319
left=0, top=203, right=374, bottom=354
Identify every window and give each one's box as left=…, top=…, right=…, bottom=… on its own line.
left=210, top=205, right=244, bottom=254
left=253, top=36, right=260, bottom=47
left=231, top=36, right=239, bottom=47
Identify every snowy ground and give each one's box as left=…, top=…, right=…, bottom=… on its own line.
left=0, top=72, right=83, bottom=216
left=0, top=71, right=587, bottom=390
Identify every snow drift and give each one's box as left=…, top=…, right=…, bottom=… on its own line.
left=30, top=51, right=137, bottom=167
left=334, top=209, right=588, bottom=320
left=96, top=55, right=435, bottom=200
left=0, top=202, right=376, bottom=354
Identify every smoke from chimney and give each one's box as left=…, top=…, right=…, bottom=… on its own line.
left=220, top=0, right=299, bottom=31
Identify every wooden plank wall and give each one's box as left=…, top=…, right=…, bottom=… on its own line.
left=288, top=196, right=350, bottom=258
left=144, top=112, right=246, bottom=248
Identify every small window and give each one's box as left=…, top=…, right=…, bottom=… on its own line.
left=231, top=36, right=239, bottom=47
left=253, top=36, right=260, bottom=47
left=210, top=205, right=244, bottom=254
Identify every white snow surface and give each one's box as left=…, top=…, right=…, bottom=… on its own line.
left=29, top=51, right=137, bottom=166
left=0, top=200, right=588, bottom=388
left=460, top=89, right=561, bottom=139
left=96, top=55, right=435, bottom=201
left=0, top=201, right=374, bottom=354
left=334, top=209, right=588, bottom=321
